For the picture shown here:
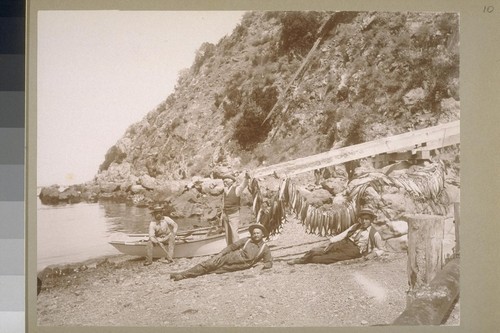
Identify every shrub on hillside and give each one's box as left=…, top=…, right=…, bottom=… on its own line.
left=222, top=71, right=247, bottom=120
left=318, top=108, right=338, bottom=150
left=279, top=11, right=322, bottom=56
left=192, top=42, right=215, bottom=75
left=341, top=104, right=374, bottom=146
left=251, top=85, right=278, bottom=113
left=233, top=100, right=272, bottom=150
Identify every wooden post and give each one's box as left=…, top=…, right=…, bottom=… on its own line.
left=405, top=214, right=445, bottom=292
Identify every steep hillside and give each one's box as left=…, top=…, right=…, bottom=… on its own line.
left=39, top=11, right=460, bottom=211
left=96, top=11, right=459, bottom=188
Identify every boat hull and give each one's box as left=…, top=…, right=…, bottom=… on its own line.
left=109, top=228, right=249, bottom=258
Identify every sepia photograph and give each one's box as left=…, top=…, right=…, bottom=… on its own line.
left=32, top=7, right=463, bottom=329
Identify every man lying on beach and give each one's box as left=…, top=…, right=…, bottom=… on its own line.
left=287, top=208, right=383, bottom=265
left=170, top=223, right=272, bottom=281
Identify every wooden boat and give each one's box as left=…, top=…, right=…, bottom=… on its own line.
left=109, top=226, right=250, bottom=258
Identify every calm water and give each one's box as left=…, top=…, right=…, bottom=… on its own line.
left=37, top=199, right=204, bottom=271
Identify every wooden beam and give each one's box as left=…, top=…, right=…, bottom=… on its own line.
left=253, top=121, right=459, bottom=178
left=419, top=133, right=460, bottom=151
left=393, top=258, right=460, bottom=325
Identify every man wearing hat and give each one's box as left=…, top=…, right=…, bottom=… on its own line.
left=170, top=223, right=272, bottom=281
left=287, top=208, right=380, bottom=265
left=144, top=205, right=178, bottom=266
left=221, top=170, right=251, bottom=245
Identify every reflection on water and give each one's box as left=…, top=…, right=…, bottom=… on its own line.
left=101, top=202, right=151, bottom=234
left=37, top=200, right=208, bottom=271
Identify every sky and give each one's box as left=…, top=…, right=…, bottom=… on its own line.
left=37, top=10, right=245, bottom=187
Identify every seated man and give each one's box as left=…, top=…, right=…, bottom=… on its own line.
left=144, top=205, right=178, bottom=266
left=170, top=223, right=272, bottom=281
left=287, top=208, right=381, bottom=265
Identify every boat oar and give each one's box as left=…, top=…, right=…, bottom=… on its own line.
left=156, top=239, right=172, bottom=261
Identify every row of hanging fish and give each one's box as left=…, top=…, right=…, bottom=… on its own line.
left=248, top=178, right=286, bottom=237
left=246, top=161, right=449, bottom=237
left=247, top=177, right=358, bottom=237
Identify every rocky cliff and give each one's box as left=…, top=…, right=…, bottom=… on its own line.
left=40, top=11, right=460, bottom=222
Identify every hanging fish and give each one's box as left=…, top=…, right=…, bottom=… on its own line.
left=315, top=210, right=322, bottom=235
left=282, top=178, right=290, bottom=203
left=309, top=208, right=315, bottom=234
left=256, top=207, right=263, bottom=225
left=296, top=199, right=303, bottom=221
left=288, top=182, right=295, bottom=208
left=260, top=210, right=271, bottom=232
left=248, top=178, right=259, bottom=196
left=329, top=212, right=335, bottom=236
left=278, top=178, right=287, bottom=202
left=290, top=184, right=297, bottom=211
left=341, top=206, right=349, bottom=232
left=319, top=213, right=325, bottom=236
left=294, top=190, right=302, bottom=214
left=334, top=210, right=340, bottom=234
left=301, top=202, right=309, bottom=224
left=252, top=192, right=261, bottom=216
left=306, top=205, right=314, bottom=233
left=325, top=213, right=331, bottom=235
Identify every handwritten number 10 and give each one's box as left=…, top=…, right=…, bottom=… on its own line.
left=483, top=5, right=494, bottom=13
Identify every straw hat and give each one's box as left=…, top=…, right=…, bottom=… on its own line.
left=358, top=208, right=376, bottom=219
left=248, top=223, right=269, bottom=237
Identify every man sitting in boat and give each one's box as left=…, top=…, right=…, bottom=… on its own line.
left=170, top=223, right=272, bottom=281
left=144, top=205, right=178, bottom=266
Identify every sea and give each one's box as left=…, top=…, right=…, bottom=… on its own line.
left=36, top=197, right=204, bottom=271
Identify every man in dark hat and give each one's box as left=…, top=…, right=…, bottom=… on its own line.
left=221, top=170, right=251, bottom=245
left=287, top=208, right=380, bottom=265
left=144, top=205, right=178, bottom=266
left=170, top=223, right=272, bottom=281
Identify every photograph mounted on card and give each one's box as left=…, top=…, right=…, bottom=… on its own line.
left=26, top=0, right=500, bottom=332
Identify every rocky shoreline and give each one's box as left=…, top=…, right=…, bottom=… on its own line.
left=37, top=218, right=459, bottom=327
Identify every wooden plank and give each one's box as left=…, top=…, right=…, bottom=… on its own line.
left=253, top=121, right=459, bottom=178
left=418, top=133, right=460, bottom=151
left=393, top=258, right=460, bottom=325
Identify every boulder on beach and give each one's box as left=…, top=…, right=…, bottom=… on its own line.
left=58, top=186, right=82, bottom=203
left=39, top=186, right=61, bottom=205
left=139, top=175, right=157, bottom=190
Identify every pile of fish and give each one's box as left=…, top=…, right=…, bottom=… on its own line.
left=348, top=161, right=449, bottom=215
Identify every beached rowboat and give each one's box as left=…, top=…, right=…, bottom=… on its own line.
left=109, top=226, right=250, bottom=258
